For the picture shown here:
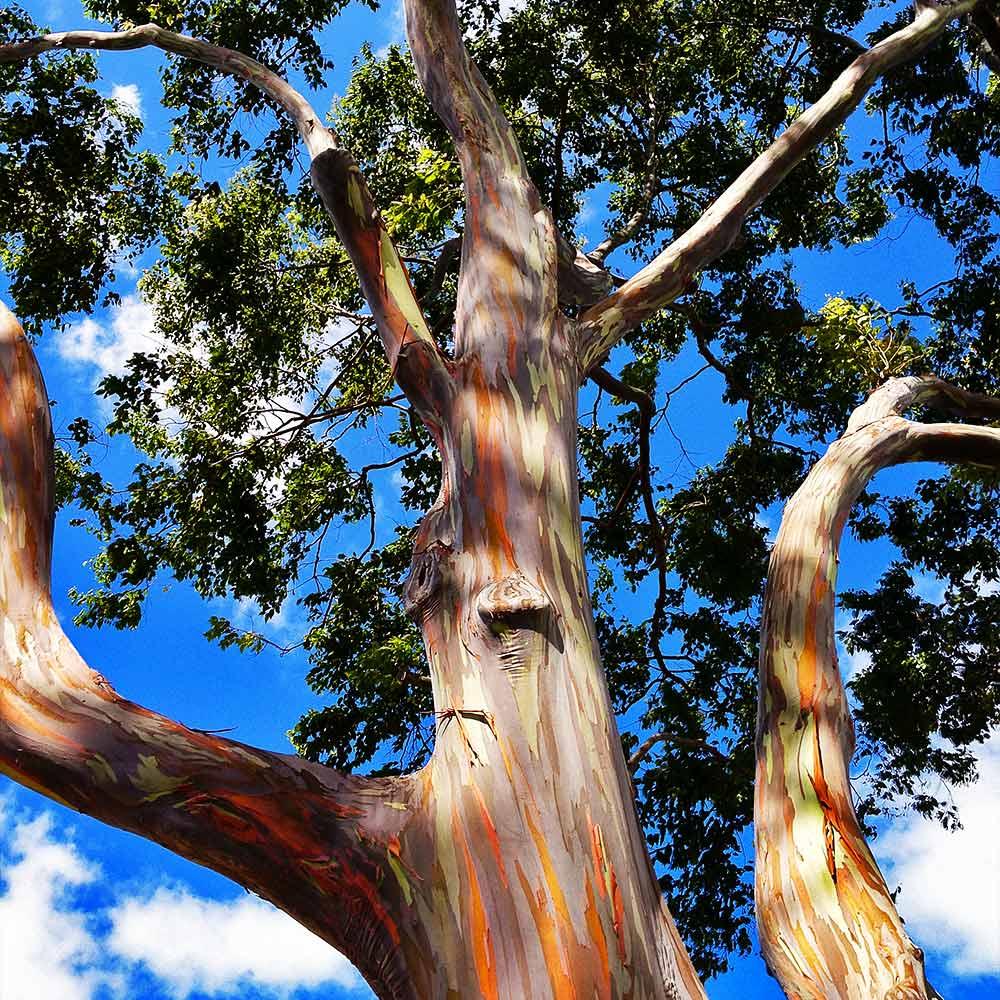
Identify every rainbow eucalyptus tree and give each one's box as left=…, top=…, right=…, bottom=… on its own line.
left=2, top=0, right=1000, bottom=997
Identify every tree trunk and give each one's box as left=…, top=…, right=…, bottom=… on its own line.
left=0, top=296, right=705, bottom=998
left=381, top=317, right=706, bottom=998
left=4, top=3, right=991, bottom=997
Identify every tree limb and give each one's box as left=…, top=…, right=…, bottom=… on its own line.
left=589, top=366, right=681, bottom=696
left=576, top=0, right=981, bottom=373
left=403, top=0, right=560, bottom=360
left=756, top=373, right=1000, bottom=1000
left=589, top=96, right=663, bottom=266
left=0, top=303, right=419, bottom=993
left=0, top=23, right=454, bottom=426
left=628, top=732, right=735, bottom=774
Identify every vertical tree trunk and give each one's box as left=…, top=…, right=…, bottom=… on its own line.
left=377, top=311, right=705, bottom=997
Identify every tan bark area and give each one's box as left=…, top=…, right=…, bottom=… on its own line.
left=756, top=376, right=1000, bottom=1000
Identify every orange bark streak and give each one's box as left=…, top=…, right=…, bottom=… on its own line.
left=584, top=875, right=613, bottom=1000
left=515, top=862, right=577, bottom=1000
left=457, top=822, right=499, bottom=1000
left=471, top=783, right=508, bottom=889
left=610, top=864, right=627, bottom=963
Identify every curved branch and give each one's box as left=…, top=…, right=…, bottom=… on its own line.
left=756, top=374, right=1000, bottom=1000
left=0, top=303, right=421, bottom=996
left=0, top=23, right=453, bottom=425
left=589, top=367, right=671, bottom=665
left=589, top=100, right=663, bottom=267
left=628, top=732, right=736, bottom=774
left=576, top=0, right=981, bottom=372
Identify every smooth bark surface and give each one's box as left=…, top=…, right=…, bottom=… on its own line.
left=577, top=0, right=981, bottom=372
left=756, top=376, right=1000, bottom=1000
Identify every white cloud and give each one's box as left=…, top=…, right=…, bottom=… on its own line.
left=878, top=732, right=1000, bottom=977
left=56, top=294, right=161, bottom=380
left=110, top=886, right=363, bottom=997
left=0, top=807, right=112, bottom=1000
left=0, top=799, right=367, bottom=999
left=111, top=83, right=143, bottom=121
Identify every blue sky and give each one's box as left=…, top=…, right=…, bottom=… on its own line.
left=1, top=1, right=998, bottom=998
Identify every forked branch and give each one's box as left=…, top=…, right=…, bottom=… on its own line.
left=0, top=24, right=453, bottom=425
left=576, top=0, right=982, bottom=372
left=0, top=303, right=418, bottom=994
left=756, top=374, right=1000, bottom=1000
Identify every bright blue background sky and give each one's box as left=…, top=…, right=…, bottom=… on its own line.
left=1, top=1, right=998, bottom=997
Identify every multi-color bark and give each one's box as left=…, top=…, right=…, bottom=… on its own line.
left=756, top=376, right=1000, bottom=1000
left=1, top=1, right=993, bottom=997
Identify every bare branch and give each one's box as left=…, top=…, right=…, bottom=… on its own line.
left=0, top=23, right=453, bottom=424
left=756, top=373, right=1000, bottom=1000
left=403, top=0, right=559, bottom=359
left=628, top=732, right=735, bottom=774
left=589, top=98, right=663, bottom=266
left=556, top=233, right=616, bottom=306
left=0, top=303, right=417, bottom=990
left=589, top=366, right=677, bottom=687
left=576, top=0, right=981, bottom=372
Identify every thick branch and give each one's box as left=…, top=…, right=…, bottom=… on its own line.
left=756, top=374, right=1000, bottom=1000
left=0, top=304, right=418, bottom=996
left=403, top=0, right=559, bottom=360
left=0, top=24, right=453, bottom=425
left=576, top=0, right=981, bottom=372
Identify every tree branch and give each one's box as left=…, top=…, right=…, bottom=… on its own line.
left=589, top=97, right=662, bottom=266
left=576, top=0, right=981, bottom=373
left=0, top=23, right=454, bottom=427
left=403, top=0, right=559, bottom=360
left=589, top=366, right=680, bottom=692
left=756, top=373, right=1000, bottom=1000
left=0, top=303, right=419, bottom=993
left=628, top=732, right=735, bottom=774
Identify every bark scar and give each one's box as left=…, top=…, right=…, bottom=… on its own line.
left=476, top=571, right=551, bottom=633
left=434, top=707, right=497, bottom=765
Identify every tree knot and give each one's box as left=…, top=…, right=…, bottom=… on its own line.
left=476, top=572, right=551, bottom=634
left=403, top=540, right=452, bottom=622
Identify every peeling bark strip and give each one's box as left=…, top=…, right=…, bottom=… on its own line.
left=576, top=0, right=982, bottom=372
left=756, top=375, right=1000, bottom=1000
